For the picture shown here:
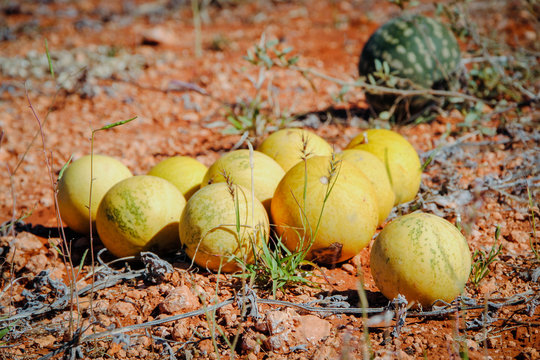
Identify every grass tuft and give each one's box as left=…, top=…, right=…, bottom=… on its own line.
left=470, top=225, right=503, bottom=288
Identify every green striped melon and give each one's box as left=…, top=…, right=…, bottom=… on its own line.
left=359, top=15, right=461, bottom=119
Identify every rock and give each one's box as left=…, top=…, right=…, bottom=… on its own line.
left=159, top=285, right=200, bottom=314
left=126, top=289, right=145, bottom=300
left=298, top=315, right=331, bottom=343
left=198, top=339, right=214, bottom=356
left=171, top=322, right=190, bottom=341
left=261, top=310, right=296, bottom=352
left=110, top=301, right=136, bottom=318
left=97, top=313, right=112, bottom=327
left=141, top=27, right=179, bottom=46
left=12, top=232, right=43, bottom=251
left=519, top=347, right=539, bottom=359
left=266, top=310, right=294, bottom=335
left=342, top=263, right=356, bottom=275
left=313, top=345, right=339, bottom=359
left=2, top=233, right=44, bottom=272
left=487, top=337, right=498, bottom=348
left=34, top=334, right=56, bottom=348
left=154, top=326, right=170, bottom=338
left=25, top=253, right=49, bottom=274
left=509, top=230, right=528, bottom=243
left=265, top=333, right=287, bottom=352
left=366, top=311, right=393, bottom=328
left=258, top=310, right=332, bottom=352
left=396, top=350, right=414, bottom=359
left=478, top=278, right=497, bottom=295
left=241, top=332, right=262, bottom=355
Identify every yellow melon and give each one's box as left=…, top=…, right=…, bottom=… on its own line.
left=148, top=156, right=207, bottom=200
left=201, top=149, right=284, bottom=212
left=96, top=175, right=186, bottom=258
left=257, top=128, right=333, bottom=172
left=346, top=129, right=421, bottom=205
left=179, top=182, right=269, bottom=273
left=57, top=154, right=132, bottom=234
left=338, top=149, right=395, bottom=225
left=271, top=156, right=378, bottom=264
left=370, top=212, right=471, bottom=307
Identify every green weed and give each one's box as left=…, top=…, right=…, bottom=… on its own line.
left=238, top=232, right=319, bottom=298
left=469, top=225, right=503, bottom=288
left=224, top=35, right=298, bottom=141
left=234, top=139, right=339, bottom=297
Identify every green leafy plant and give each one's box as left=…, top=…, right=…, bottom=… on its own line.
left=234, top=141, right=340, bottom=297
left=238, top=232, right=319, bottom=297
left=470, top=225, right=503, bottom=287
left=457, top=101, right=496, bottom=135
left=436, top=0, right=539, bottom=131
left=224, top=35, right=298, bottom=141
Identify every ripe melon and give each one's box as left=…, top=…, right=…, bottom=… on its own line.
left=346, top=129, right=421, bottom=205
left=179, top=182, right=269, bottom=273
left=370, top=212, right=471, bottom=307
left=201, top=149, right=284, bottom=212
left=271, top=156, right=378, bottom=264
left=257, top=128, right=333, bottom=172
left=57, top=154, right=132, bottom=234
left=148, top=156, right=208, bottom=200
left=96, top=175, right=186, bottom=258
left=337, top=149, right=395, bottom=225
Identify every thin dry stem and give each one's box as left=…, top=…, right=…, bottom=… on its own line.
left=24, top=85, right=80, bottom=338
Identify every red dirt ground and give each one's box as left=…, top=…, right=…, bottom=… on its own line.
left=0, top=1, right=538, bottom=359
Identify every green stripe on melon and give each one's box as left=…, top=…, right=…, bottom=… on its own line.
left=359, top=15, right=461, bottom=119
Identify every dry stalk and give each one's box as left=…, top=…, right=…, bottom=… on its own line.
left=24, top=85, right=80, bottom=338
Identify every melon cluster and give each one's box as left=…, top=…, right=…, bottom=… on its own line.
left=58, top=127, right=470, bottom=307
left=359, top=14, right=461, bottom=119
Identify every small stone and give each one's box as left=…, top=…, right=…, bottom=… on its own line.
left=342, top=263, right=356, bottom=275
left=171, top=323, right=190, bottom=341
left=154, top=326, right=170, bottom=338
left=34, top=334, right=56, bottom=348
left=466, top=339, right=478, bottom=351
left=298, top=315, right=331, bottom=343
left=110, top=301, right=136, bottom=318
left=514, top=212, right=525, bottom=221
left=313, top=345, right=339, bottom=359
left=126, top=289, right=144, bottom=300
left=107, top=342, right=123, bottom=357
left=265, top=310, right=293, bottom=335
left=25, top=253, right=49, bottom=274
left=519, top=347, right=539, bottom=359
left=509, top=230, right=528, bottom=243
left=396, top=350, right=414, bottom=359
left=97, top=313, right=112, bottom=327
left=159, top=285, right=200, bottom=314
left=478, top=278, right=497, bottom=295
left=12, top=232, right=43, bottom=251
left=141, top=27, right=178, bottom=46
left=241, top=332, right=261, bottom=354
left=265, top=334, right=286, bottom=352
left=198, top=339, right=214, bottom=355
